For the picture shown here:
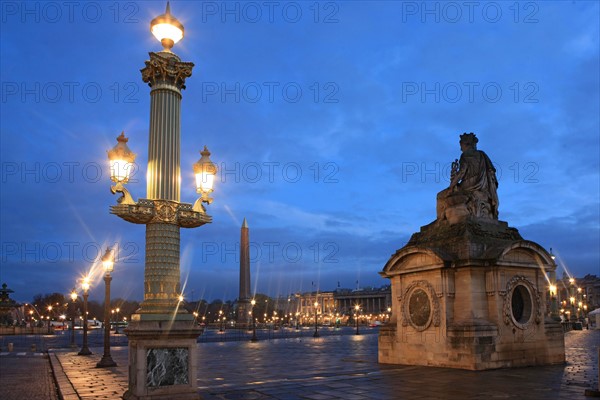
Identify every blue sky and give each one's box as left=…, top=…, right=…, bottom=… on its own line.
left=1, top=1, right=598, bottom=303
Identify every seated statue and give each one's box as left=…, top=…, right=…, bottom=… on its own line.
left=437, top=133, right=499, bottom=223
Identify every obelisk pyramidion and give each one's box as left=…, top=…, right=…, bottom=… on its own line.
left=237, top=218, right=251, bottom=326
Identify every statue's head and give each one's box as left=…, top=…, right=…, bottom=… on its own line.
left=459, top=132, right=478, bottom=150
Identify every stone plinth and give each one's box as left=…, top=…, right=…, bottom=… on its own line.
left=378, top=218, right=565, bottom=370
left=124, top=314, right=201, bottom=400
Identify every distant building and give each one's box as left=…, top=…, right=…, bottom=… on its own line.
left=276, top=285, right=392, bottom=325
left=334, top=286, right=392, bottom=316
left=557, top=274, right=599, bottom=319
left=579, top=274, right=600, bottom=311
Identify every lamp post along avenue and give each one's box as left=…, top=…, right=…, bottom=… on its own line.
left=250, top=299, right=258, bottom=342
left=70, top=289, right=78, bottom=348
left=78, top=278, right=92, bottom=356
left=107, top=4, right=216, bottom=399
left=313, top=301, right=320, bottom=338
left=47, top=305, right=53, bottom=334
left=115, top=307, right=120, bottom=334
left=97, top=248, right=117, bottom=368
left=355, top=304, right=360, bottom=335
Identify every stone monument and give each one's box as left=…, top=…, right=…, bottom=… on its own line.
left=237, top=218, right=252, bottom=327
left=378, top=133, right=565, bottom=370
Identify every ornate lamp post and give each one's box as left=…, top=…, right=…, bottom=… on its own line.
left=106, top=4, right=217, bottom=399
left=313, top=301, right=320, bottom=338
left=70, top=289, right=77, bottom=348
left=250, top=299, right=258, bottom=342
left=355, top=304, right=360, bottom=335
left=78, top=277, right=92, bottom=356
left=97, top=248, right=117, bottom=368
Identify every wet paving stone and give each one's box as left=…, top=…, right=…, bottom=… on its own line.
left=6, top=328, right=595, bottom=400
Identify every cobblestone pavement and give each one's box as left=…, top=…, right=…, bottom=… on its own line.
left=0, top=353, right=58, bottom=400
left=4, top=329, right=598, bottom=399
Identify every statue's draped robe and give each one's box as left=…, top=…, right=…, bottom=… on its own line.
left=454, top=149, right=499, bottom=219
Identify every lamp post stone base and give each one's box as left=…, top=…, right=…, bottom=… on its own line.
left=123, top=315, right=202, bottom=400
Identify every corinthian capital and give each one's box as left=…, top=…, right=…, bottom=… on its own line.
left=141, top=51, right=194, bottom=90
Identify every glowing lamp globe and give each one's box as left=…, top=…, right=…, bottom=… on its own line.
left=101, top=248, right=114, bottom=273
left=82, top=278, right=90, bottom=292
left=193, top=146, right=217, bottom=197
left=107, top=132, right=136, bottom=183
left=150, top=2, right=184, bottom=51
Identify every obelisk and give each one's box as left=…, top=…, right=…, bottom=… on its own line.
left=237, top=218, right=251, bottom=326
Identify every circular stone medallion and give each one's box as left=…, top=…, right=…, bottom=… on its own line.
left=408, top=288, right=432, bottom=330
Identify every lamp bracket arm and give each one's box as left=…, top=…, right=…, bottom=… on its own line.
left=110, top=182, right=136, bottom=205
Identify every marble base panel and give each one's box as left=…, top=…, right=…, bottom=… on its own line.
left=123, top=317, right=202, bottom=400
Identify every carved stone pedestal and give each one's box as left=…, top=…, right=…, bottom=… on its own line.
left=378, top=218, right=565, bottom=370
left=123, top=315, right=201, bottom=400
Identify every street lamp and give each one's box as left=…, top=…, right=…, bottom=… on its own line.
left=193, top=146, right=218, bottom=213
left=47, top=305, right=53, bottom=334
left=150, top=1, right=184, bottom=52
left=107, top=4, right=217, bottom=398
left=549, top=284, right=559, bottom=320
left=78, top=277, right=92, bottom=356
left=355, top=304, right=360, bottom=335
left=108, top=132, right=137, bottom=205
left=70, top=289, right=77, bottom=348
left=568, top=278, right=576, bottom=328
left=97, top=248, right=117, bottom=368
left=313, top=301, right=320, bottom=338
left=219, top=309, right=224, bottom=332
left=115, top=307, right=121, bottom=334
left=250, top=299, right=258, bottom=342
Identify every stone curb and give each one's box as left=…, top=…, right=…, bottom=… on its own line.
left=49, top=352, right=80, bottom=400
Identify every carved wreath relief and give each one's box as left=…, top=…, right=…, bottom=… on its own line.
left=400, top=280, right=440, bottom=331
left=502, top=275, right=542, bottom=330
